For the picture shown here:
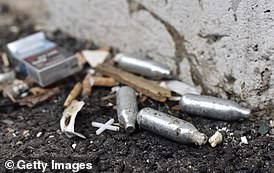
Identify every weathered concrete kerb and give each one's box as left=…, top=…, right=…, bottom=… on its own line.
left=1, top=0, right=274, bottom=114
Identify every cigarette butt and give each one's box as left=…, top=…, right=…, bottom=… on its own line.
left=93, top=77, right=116, bottom=87
left=75, top=52, right=86, bottom=65
left=81, top=74, right=92, bottom=97
left=64, top=82, right=82, bottom=107
left=1, top=53, right=10, bottom=67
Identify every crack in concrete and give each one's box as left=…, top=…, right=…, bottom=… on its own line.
left=127, top=0, right=145, bottom=16
left=257, top=68, right=271, bottom=95
left=198, top=0, right=204, bottom=10
left=231, top=0, right=242, bottom=12
left=127, top=0, right=212, bottom=94
left=198, top=33, right=229, bottom=44
left=127, top=0, right=184, bottom=76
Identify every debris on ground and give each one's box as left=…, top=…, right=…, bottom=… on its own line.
left=167, top=96, right=181, bottom=101
left=139, top=94, right=148, bottom=103
left=117, top=86, right=138, bottom=133
left=81, top=74, right=93, bottom=97
left=270, top=128, right=274, bottom=135
left=91, top=118, right=120, bottom=135
left=240, top=136, right=248, bottom=144
left=87, top=68, right=95, bottom=75
left=74, top=52, right=86, bottom=65
left=111, top=86, right=120, bottom=93
left=180, top=94, right=251, bottom=121
left=22, top=130, right=30, bottom=138
left=48, top=135, right=54, bottom=138
left=24, top=76, right=35, bottom=85
left=36, top=132, right=42, bottom=138
left=0, top=119, right=14, bottom=125
left=91, top=76, right=117, bottom=87
left=29, top=87, right=49, bottom=96
left=60, top=100, right=86, bottom=139
left=270, top=120, right=274, bottom=135
left=7, top=32, right=82, bottom=86
left=0, top=70, right=15, bottom=83
left=83, top=75, right=117, bottom=95
left=82, top=49, right=110, bottom=68
left=18, top=87, right=60, bottom=107
left=270, top=119, right=274, bottom=127
left=160, top=80, right=201, bottom=96
left=64, top=82, right=82, bottom=107
left=258, top=125, right=269, bottom=136
left=3, top=79, right=29, bottom=101
left=100, top=94, right=116, bottom=101
left=208, top=131, right=223, bottom=147
left=1, top=53, right=10, bottom=67
left=96, top=65, right=171, bottom=102
left=114, top=53, right=172, bottom=79
left=72, top=143, right=77, bottom=149
left=137, top=107, right=208, bottom=145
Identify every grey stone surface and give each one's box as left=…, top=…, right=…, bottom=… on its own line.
left=1, top=0, right=274, bottom=112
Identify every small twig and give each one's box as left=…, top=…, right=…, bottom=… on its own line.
left=100, top=94, right=116, bottom=101
left=96, top=65, right=171, bottom=102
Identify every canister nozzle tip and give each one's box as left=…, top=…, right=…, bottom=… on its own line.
left=241, top=108, right=251, bottom=117
left=114, top=53, right=124, bottom=62
left=191, top=131, right=208, bottom=146
left=125, top=124, right=135, bottom=133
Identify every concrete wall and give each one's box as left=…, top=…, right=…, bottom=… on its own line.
left=1, top=0, right=274, bottom=113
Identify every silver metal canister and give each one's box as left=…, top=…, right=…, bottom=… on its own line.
left=180, top=94, right=251, bottom=121
left=137, top=107, right=208, bottom=145
left=116, top=86, right=138, bottom=133
left=114, top=53, right=172, bottom=79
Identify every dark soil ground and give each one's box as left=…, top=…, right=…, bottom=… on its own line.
left=0, top=7, right=273, bottom=173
